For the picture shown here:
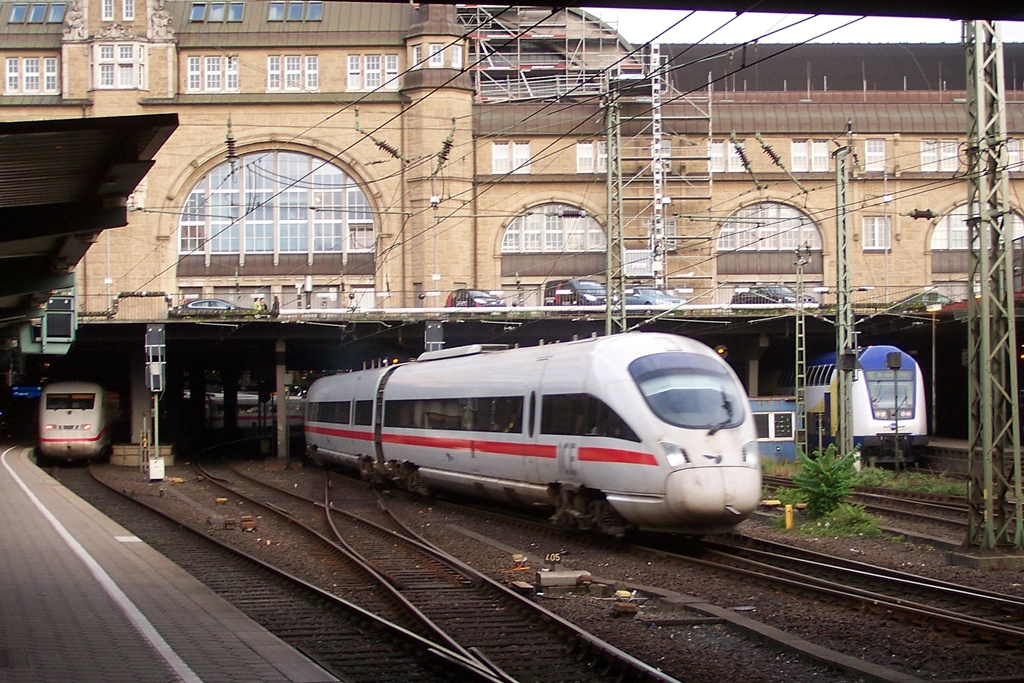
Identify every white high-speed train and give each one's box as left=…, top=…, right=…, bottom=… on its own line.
left=38, top=381, right=120, bottom=463
left=305, top=332, right=762, bottom=536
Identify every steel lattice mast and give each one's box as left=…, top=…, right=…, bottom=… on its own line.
left=963, top=20, right=1024, bottom=551
left=834, top=130, right=855, bottom=458
left=605, top=77, right=626, bottom=335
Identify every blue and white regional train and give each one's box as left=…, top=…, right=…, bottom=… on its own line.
left=803, top=345, right=928, bottom=463
left=305, top=332, right=762, bottom=535
left=38, top=381, right=120, bottom=462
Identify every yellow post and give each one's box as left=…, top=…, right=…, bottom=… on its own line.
left=785, top=504, right=794, bottom=530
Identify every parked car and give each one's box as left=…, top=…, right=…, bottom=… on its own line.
left=543, top=279, right=608, bottom=306
left=731, top=285, right=817, bottom=306
left=625, top=287, right=683, bottom=306
left=170, top=298, right=249, bottom=317
left=445, top=288, right=505, bottom=307
left=892, top=290, right=952, bottom=311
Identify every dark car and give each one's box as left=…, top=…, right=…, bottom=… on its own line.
left=625, top=287, right=683, bottom=306
left=731, top=285, right=816, bottom=306
left=543, top=279, right=608, bottom=306
left=445, top=288, right=505, bottom=307
left=892, top=290, right=952, bottom=311
left=171, top=298, right=249, bottom=317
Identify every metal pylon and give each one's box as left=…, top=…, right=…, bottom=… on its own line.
left=605, top=79, right=626, bottom=335
left=834, top=134, right=855, bottom=458
left=795, top=246, right=809, bottom=458
left=964, top=20, right=1023, bottom=551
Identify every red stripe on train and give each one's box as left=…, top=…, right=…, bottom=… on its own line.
left=307, top=423, right=657, bottom=465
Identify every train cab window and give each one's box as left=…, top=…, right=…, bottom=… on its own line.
left=540, top=393, right=640, bottom=442
left=45, top=393, right=95, bottom=410
left=629, top=352, right=744, bottom=431
left=354, top=400, right=373, bottom=425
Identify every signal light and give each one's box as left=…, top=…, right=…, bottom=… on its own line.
left=715, top=345, right=728, bottom=358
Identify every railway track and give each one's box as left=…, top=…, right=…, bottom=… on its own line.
left=199, top=459, right=680, bottom=683
left=648, top=535, right=1024, bottom=647
left=56, top=466, right=503, bottom=683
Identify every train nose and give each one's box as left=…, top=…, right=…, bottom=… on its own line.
left=664, top=466, right=762, bottom=523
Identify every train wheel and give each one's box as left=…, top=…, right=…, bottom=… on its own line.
left=590, top=499, right=628, bottom=538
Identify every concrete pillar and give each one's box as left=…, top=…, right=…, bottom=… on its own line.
left=275, top=339, right=288, bottom=460
left=129, top=347, right=148, bottom=444
left=747, top=358, right=760, bottom=397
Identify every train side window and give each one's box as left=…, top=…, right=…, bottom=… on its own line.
left=541, top=393, right=639, bottom=442
left=354, top=400, right=373, bottom=425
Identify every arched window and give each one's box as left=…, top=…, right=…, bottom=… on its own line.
left=930, top=204, right=1023, bottom=251
left=501, top=203, right=605, bottom=254
left=715, top=202, right=823, bottom=279
left=717, top=202, right=822, bottom=252
left=178, top=151, right=373, bottom=258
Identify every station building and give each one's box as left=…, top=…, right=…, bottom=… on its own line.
left=1, top=1, right=1023, bottom=316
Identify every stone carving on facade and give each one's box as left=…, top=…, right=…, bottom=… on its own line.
left=96, top=23, right=137, bottom=40
left=149, top=0, right=175, bottom=41
left=62, top=0, right=87, bottom=41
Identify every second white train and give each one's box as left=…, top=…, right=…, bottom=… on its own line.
left=305, top=332, right=762, bottom=535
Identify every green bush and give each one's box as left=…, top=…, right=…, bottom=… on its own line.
left=792, top=444, right=857, bottom=518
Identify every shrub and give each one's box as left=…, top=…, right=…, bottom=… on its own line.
left=792, top=444, right=857, bottom=518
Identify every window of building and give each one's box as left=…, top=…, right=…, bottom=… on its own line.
left=95, top=43, right=145, bottom=89
left=512, top=141, right=531, bottom=174
left=385, top=54, right=398, bottom=88
left=27, top=3, right=46, bottom=22
left=492, top=142, right=509, bottom=174
left=429, top=43, right=443, bottom=68
left=791, top=139, right=829, bottom=172
left=716, top=202, right=822, bottom=252
left=102, top=0, right=113, bottom=20
left=122, top=0, right=133, bottom=21
left=267, top=54, right=317, bottom=91
left=920, top=139, right=937, bottom=172
left=451, top=45, right=463, bottom=70
left=267, top=1, right=284, bottom=20
left=576, top=141, right=607, bottom=173
left=179, top=151, right=375, bottom=260
left=862, top=216, right=891, bottom=250
left=727, top=139, right=746, bottom=172
left=47, top=3, right=65, bottom=21
left=791, top=139, right=808, bottom=172
left=1008, top=139, right=1022, bottom=172
left=306, top=1, right=321, bottom=20
left=187, top=54, right=240, bottom=91
left=227, top=1, right=243, bottom=21
left=864, top=138, right=886, bottom=171
left=412, top=45, right=422, bottom=69
left=709, top=140, right=724, bottom=173
left=940, top=139, right=959, bottom=171
left=287, top=1, right=302, bottom=20
left=206, top=1, right=224, bottom=20
left=5, top=55, right=59, bottom=94
left=9, top=4, right=27, bottom=21
left=491, top=141, right=531, bottom=175
left=501, top=203, right=605, bottom=254
left=363, top=55, right=380, bottom=88
left=189, top=2, right=206, bottom=20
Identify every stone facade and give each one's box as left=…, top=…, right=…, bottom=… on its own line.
left=1, top=1, right=1021, bottom=314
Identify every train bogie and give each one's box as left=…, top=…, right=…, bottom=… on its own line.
left=306, top=333, right=762, bottom=535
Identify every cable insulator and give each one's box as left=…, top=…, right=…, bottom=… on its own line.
left=438, top=138, right=452, bottom=163
left=375, top=138, right=400, bottom=159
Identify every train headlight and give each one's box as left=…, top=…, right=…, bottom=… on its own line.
left=82, top=423, right=93, bottom=431
left=873, top=409, right=888, bottom=419
left=43, top=423, right=55, bottom=431
left=659, top=441, right=690, bottom=467
left=743, top=441, right=760, bottom=468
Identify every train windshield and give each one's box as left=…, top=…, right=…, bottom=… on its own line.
left=864, top=369, right=915, bottom=418
left=628, top=353, right=744, bottom=431
left=45, top=393, right=96, bottom=410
